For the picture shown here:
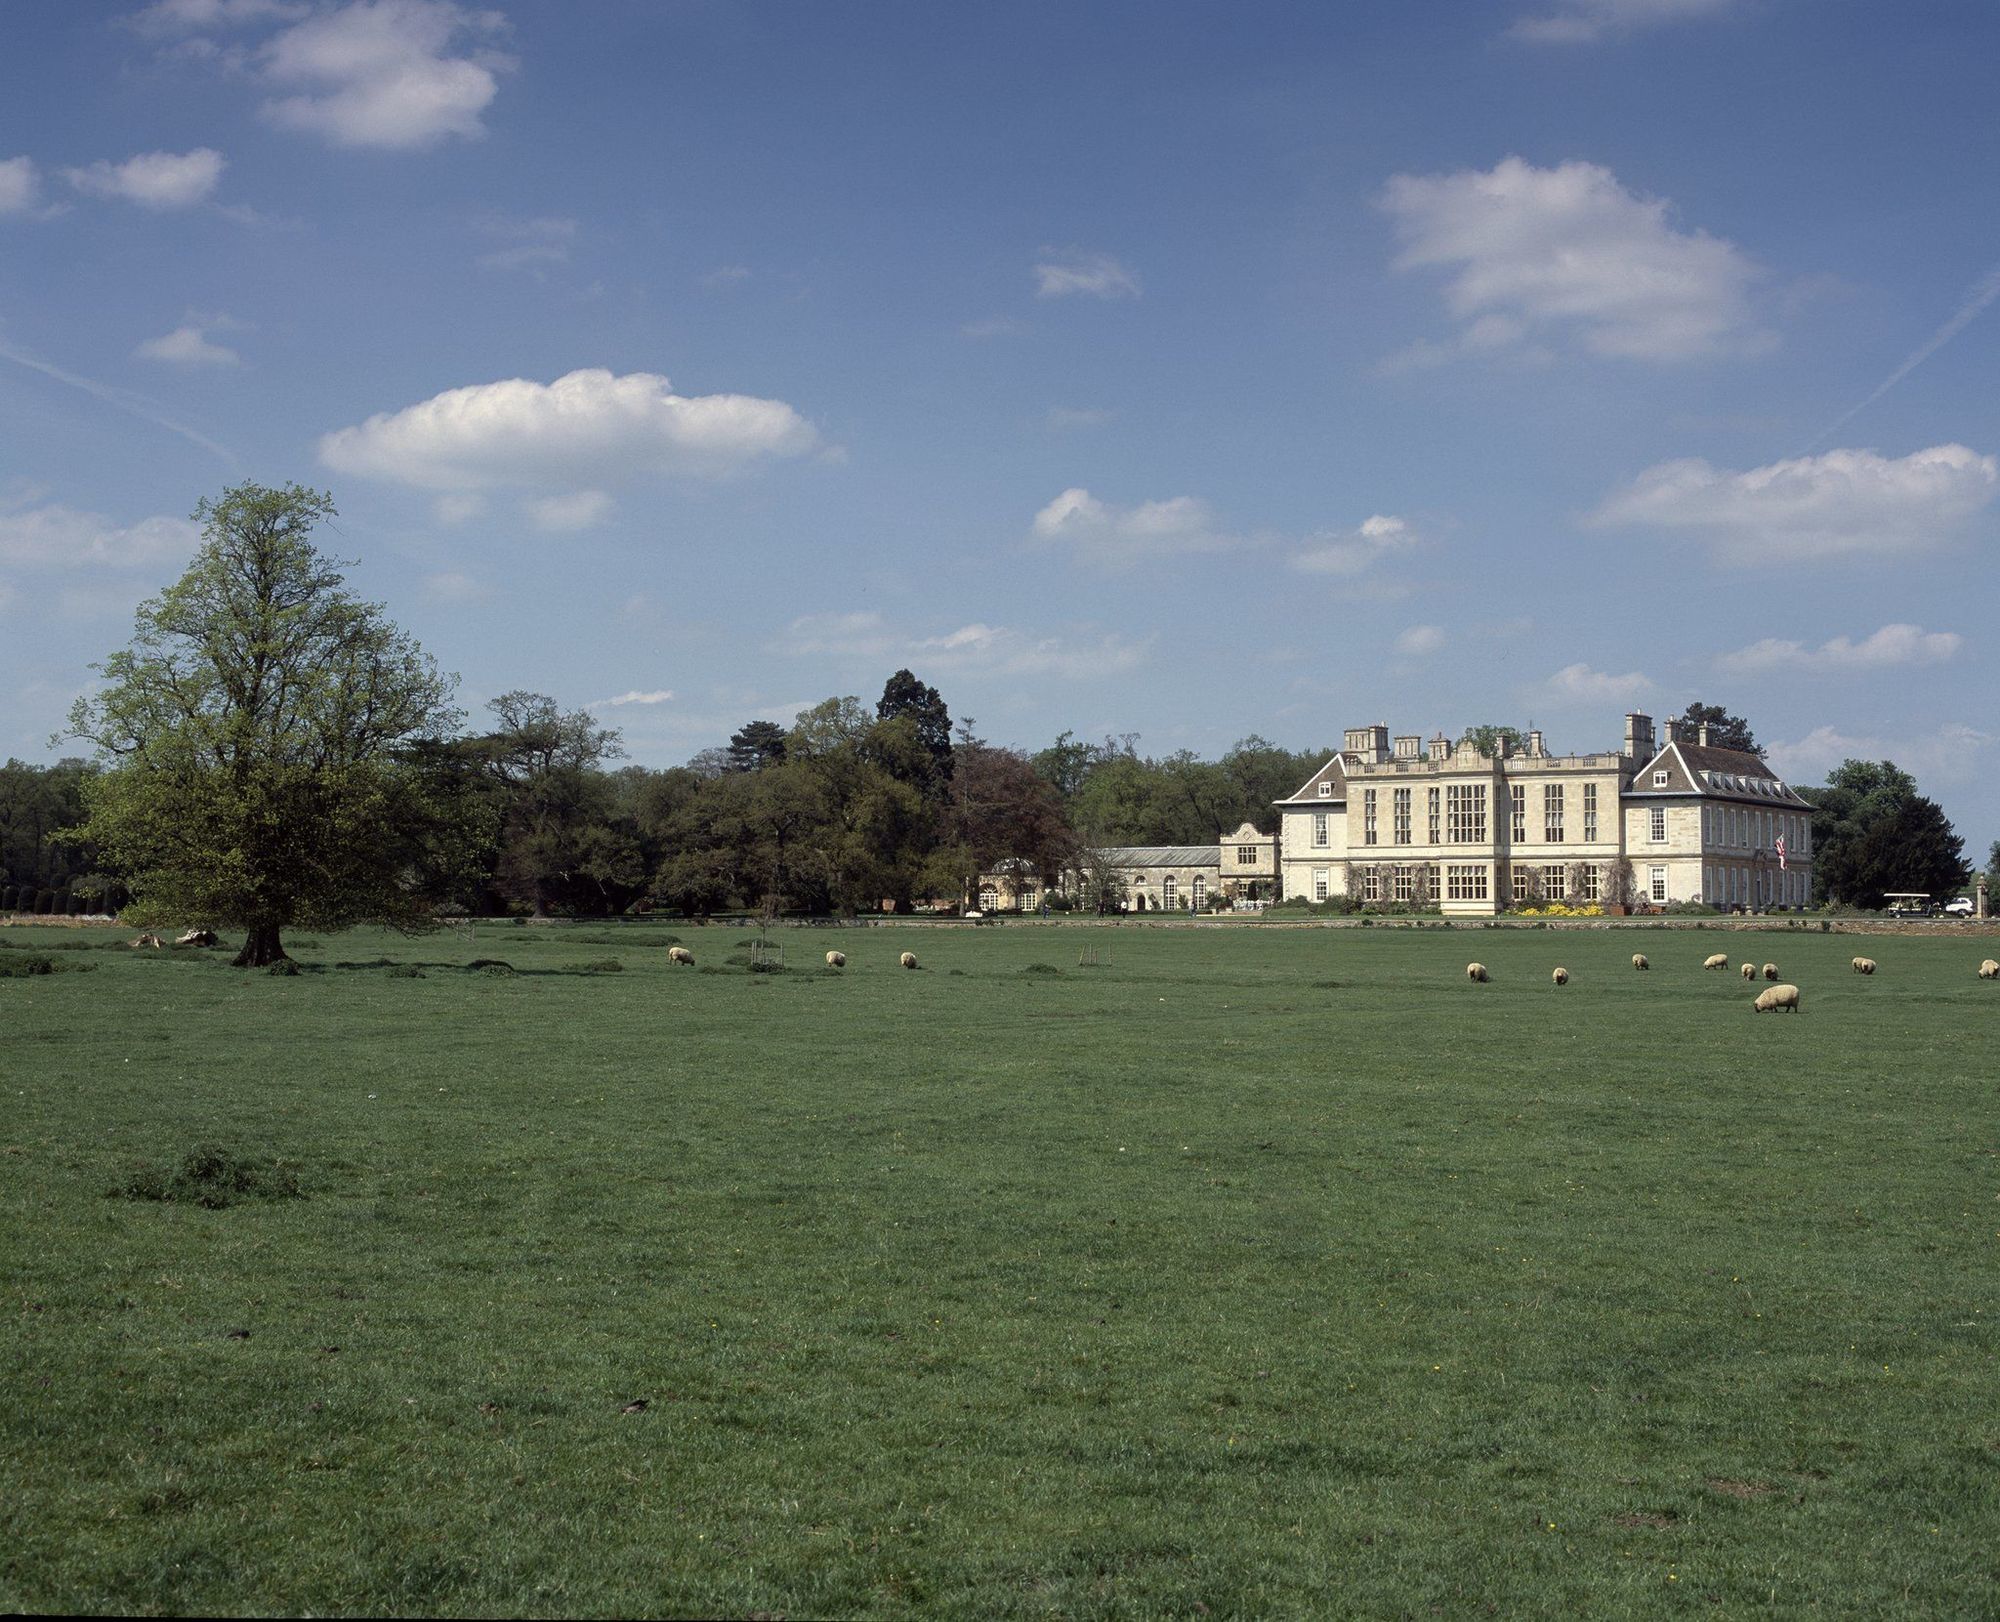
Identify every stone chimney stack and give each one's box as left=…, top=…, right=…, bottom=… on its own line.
left=1624, top=712, right=1655, bottom=759
left=1697, top=721, right=1713, bottom=747
left=1526, top=729, right=1544, bottom=758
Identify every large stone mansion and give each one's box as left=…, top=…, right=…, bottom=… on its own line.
left=978, top=710, right=1816, bottom=918
left=1276, top=712, right=1815, bottom=917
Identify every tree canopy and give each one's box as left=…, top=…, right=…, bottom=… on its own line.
left=61, top=482, right=473, bottom=964
left=1679, top=702, right=1757, bottom=753
left=1800, top=758, right=1967, bottom=909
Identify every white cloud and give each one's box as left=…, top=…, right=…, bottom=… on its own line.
left=1510, top=0, right=1735, bottom=43
left=319, top=368, right=820, bottom=493
left=1590, top=443, right=1997, bottom=565
left=779, top=610, right=1147, bottom=680
left=1034, top=249, right=1140, bottom=300
left=1541, top=662, right=1654, bottom=705
left=1290, top=513, right=1420, bottom=576
left=1031, top=488, right=1237, bottom=566
left=130, top=0, right=308, bottom=30
left=1379, top=156, right=1763, bottom=362
left=134, top=322, right=241, bottom=367
left=1395, top=624, right=1446, bottom=656
left=0, top=157, right=39, bottom=215
left=0, top=504, right=199, bottom=570
left=260, top=0, right=514, bottom=150
left=591, top=689, right=675, bottom=709
left=1719, top=623, right=1963, bottom=676
left=1766, top=722, right=1993, bottom=790
left=527, top=489, right=613, bottom=532
left=65, top=148, right=225, bottom=209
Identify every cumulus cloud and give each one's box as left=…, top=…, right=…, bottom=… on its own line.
left=527, top=489, right=613, bottom=532
left=1031, top=488, right=1237, bottom=566
left=1766, top=722, right=1993, bottom=789
left=1033, top=249, right=1140, bottom=300
left=0, top=503, right=199, bottom=570
left=135, top=322, right=241, bottom=367
left=0, top=157, right=39, bottom=215
left=1379, top=156, right=1764, bottom=362
left=260, top=0, right=514, bottom=149
left=1541, top=662, right=1654, bottom=705
left=1718, top=623, right=1963, bottom=676
left=1290, top=513, right=1420, bottom=577
left=1395, top=624, right=1446, bottom=656
left=319, top=368, right=820, bottom=493
left=1590, top=443, right=1997, bottom=565
left=779, top=610, right=1147, bottom=680
left=130, top=0, right=308, bottom=29
left=1510, top=0, right=1735, bottom=43
left=591, top=689, right=674, bottom=709
left=65, top=148, right=225, bottom=209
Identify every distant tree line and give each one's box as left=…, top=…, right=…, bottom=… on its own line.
left=11, top=484, right=1985, bottom=958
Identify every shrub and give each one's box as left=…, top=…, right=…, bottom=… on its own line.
left=33, top=889, right=56, bottom=915
left=1021, top=963, right=1062, bottom=976
left=466, top=959, right=515, bottom=976
left=579, top=959, right=624, bottom=973
left=1, top=885, right=17, bottom=911
left=267, top=959, right=301, bottom=976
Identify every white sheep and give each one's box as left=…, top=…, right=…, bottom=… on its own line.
left=1752, top=983, right=1801, bottom=1013
left=1851, top=957, right=1876, bottom=975
left=1979, top=959, right=1998, bottom=980
left=1631, top=953, right=1649, bottom=971
left=825, top=950, right=847, bottom=968
left=1762, top=963, right=1779, bottom=981
left=1465, top=962, right=1488, bottom=982
left=666, top=945, right=694, bottom=966
left=1551, top=966, right=1568, bottom=986
left=1703, top=953, right=1730, bottom=970
left=900, top=951, right=919, bottom=970
left=1740, top=962, right=1756, bottom=980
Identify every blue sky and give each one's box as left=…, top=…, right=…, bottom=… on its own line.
left=2, top=0, right=1995, bottom=859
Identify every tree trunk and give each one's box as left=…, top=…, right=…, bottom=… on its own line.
left=232, top=923, right=288, bottom=967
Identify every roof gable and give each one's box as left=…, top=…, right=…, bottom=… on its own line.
left=1627, top=741, right=1809, bottom=805
left=1275, top=754, right=1348, bottom=805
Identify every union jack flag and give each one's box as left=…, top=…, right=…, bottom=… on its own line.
left=1776, top=834, right=1787, bottom=870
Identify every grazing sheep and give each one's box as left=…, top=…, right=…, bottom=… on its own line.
left=1631, top=953, right=1649, bottom=971
left=1851, top=957, right=1876, bottom=975
left=1752, top=983, right=1801, bottom=1013
left=900, top=951, right=919, bottom=970
left=1465, top=962, right=1488, bottom=982
left=176, top=927, right=218, bottom=947
left=666, top=945, right=694, bottom=966
left=1762, top=963, right=1779, bottom=981
left=128, top=932, right=162, bottom=949
left=1980, top=959, right=1998, bottom=980
left=1703, top=953, right=1730, bottom=970
left=1552, top=966, right=1568, bottom=986
left=825, top=950, right=846, bottom=968
left=1740, top=962, right=1756, bottom=980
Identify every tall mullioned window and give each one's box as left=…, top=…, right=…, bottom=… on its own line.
left=1360, top=867, right=1379, bottom=902
left=1393, top=865, right=1414, bottom=902
left=1579, top=864, right=1600, bottom=901
left=1650, top=806, right=1667, bottom=842
left=1583, top=783, right=1598, bottom=841
left=1427, top=788, right=1441, bottom=843
left=1237, top=844, right=1257, bottom=864
left=1512, top=865, right=1529, bottom=902
left=1393, top=787, right=1412, bottom=844
left=1313, top=811, right=1328, bottom=848
left=1313, top=868, right=1329, bottom=901
left=1446, top=783, right=1487, bottom=843
left=1363, top=789, right=1378, bottom=845
left=1544, top=865, right=1566, bottom=900
left=1446, top=864, right=1488, bottom=901
left=1543, top=784, right=1564, bottom=842
left=1510, top=784, right=1526, bottom=842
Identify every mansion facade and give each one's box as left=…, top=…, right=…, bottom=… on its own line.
left=1276, top=713, right=1815, bottom=917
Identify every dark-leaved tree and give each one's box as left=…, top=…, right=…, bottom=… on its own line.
left=1680, top=702, right=1757, bottom=753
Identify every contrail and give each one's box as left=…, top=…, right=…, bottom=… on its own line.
left=0, top=340, right=239, bottom=467
left=1810, top=261, right=2000, bottom=449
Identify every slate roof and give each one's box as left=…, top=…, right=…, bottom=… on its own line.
left=1628, top=741, right=1810, bottom=806
left=1091, top=845, right=1222, bottom=868
left=1272, top=754, right=1350, bottom=806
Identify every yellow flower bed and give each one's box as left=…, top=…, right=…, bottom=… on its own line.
left=1514, top=903, right=1605, bottom=918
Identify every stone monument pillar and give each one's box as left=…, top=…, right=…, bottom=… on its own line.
left=1978, top=875, right=1990, bottom=920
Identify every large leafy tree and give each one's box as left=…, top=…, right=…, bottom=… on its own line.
left=875, top=669, right=954, bottom=797
left=1801, top=759, right=1967, bottom=908
left=478, top=692, right=629, bottom=916
left=62, top=483, right=472, bottom=965
left=1679, top=702, right=1757, bottom=753
left=726, top=720, right=789, bottom=773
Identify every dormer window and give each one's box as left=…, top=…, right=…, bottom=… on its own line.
left=1652, top=770, right=1669, bottom=788
left=1318, top=782, right=1333, bottom=797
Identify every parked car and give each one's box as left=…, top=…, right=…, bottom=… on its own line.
left=1944, top=896, right=1974, bottom=916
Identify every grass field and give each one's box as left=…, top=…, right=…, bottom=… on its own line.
left=3, top=919, right=1996, bottom=1616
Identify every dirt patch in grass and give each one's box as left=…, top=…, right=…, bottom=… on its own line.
left=1706, top=1478, right=1774, bottom=1499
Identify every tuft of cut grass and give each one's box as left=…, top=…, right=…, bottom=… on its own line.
left=110, top=1145, right=304, bottom=1209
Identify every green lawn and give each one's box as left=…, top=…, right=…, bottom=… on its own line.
left=3, top=920, right=1995, bottom=1616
